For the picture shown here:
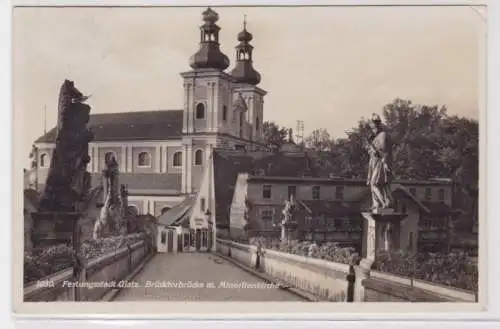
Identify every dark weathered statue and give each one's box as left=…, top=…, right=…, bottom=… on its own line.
left=39, top=80, right=93, bottom=212
left=365, top=113, right=394, bottom=212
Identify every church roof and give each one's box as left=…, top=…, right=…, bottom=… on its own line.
left=298, top=200, right=359, bottom=216
left=90, top=172, right=182, bottom=195
left=35, top=110, right=183, bottom=143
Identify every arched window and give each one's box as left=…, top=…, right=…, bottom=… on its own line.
left=173, top=151, right=182, bottom=167
left=194, top=149, right=203, bottom=165
left=127, top=205, right=139, bottom=216
left=40, top=153, right=48, bottom=168
left=195, top=103, right=205, bottom=119
left=138, top=151, right=151, bottom=167
left=222, top=105, right=228, bottom=121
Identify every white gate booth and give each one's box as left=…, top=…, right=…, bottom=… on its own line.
left=157, top=226, right=178, bottom=253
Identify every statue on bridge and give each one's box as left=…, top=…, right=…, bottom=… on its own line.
left=281, top=195, right=298, bottom=243
left=364, top=113, right=395, bottom=213
left=92, top=152, right=125, bottom=239
left=281, top=194, right=296, bottom=225
left=39, top=79, right=93, bottom=213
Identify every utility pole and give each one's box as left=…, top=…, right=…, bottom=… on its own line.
left=295, top=120, right=304, bottom=147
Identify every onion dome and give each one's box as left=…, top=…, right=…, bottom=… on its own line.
left=237, top=28, right=253, bottom=42
left=202, top=7, right=219, bottom=23
left=189, top=7, right=230, bottom=71
left=229, top=16, right=261, bottom=85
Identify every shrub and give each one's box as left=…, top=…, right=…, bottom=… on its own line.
left=251, top=239, right=360, bottom=266
left=243, top=238, right=478, bottom=292
left=373, top=250, right=478, bottom=292
left=24, top=233, right=146, bottom=285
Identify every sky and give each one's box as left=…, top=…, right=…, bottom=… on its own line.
left=12, top=6, right=485, bottom=166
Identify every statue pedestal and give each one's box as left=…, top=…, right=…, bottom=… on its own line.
left=31, top=212, right=81, bottom=248
left=354, top=209, right=407, bottom=302
left=359, top=209, right=407, bottom=270
left=281, top=222, right=298, bottom=244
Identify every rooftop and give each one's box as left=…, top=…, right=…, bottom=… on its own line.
left=212, top=148, right=321, bottom=225
left=157, top=195, right=196, bottom=226
left=35, top=110, right=183, bottom=143
left=91, top=172, right=182, bottom=195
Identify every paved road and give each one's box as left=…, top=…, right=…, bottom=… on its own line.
left=113, top=252, right=304, bottom=301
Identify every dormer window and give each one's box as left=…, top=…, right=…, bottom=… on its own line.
left=39, top=153, right=49, bottom=168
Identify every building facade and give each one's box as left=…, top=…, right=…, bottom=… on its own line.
left=193, top=146, right=460, bottom=254
left=31, top=8, right=266, bottom=225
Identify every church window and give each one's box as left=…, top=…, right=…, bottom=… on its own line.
left=222, top=105, right=228, bottom=121
left=200, top=198, right=205, bottom=211
left=161, top=231, right=167, bottom=244
left=127, top=205, right=139, bottom=216
left=173, top=151, right=182, bottom=167
left=196, top=103, right=205, bottom=119
left=255, top=117, right=260, bottom=131
left=194, top=149, right=203, bottom=165
left=39, top=153, right=48, bottom=168
left=137, top=151, right=151, bottom=167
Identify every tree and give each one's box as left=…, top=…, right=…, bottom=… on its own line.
left=304, top=128, right=334, bottom=151
left=308, top=98, right=478, bottom=185
left=262, top=121, right=289, bottom=152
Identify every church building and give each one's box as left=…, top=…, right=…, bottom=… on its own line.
left=32, top=8, right=266, bottom=222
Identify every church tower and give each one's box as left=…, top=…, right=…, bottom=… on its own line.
left=180, top=9, right=267, bottom=193
left=229, top=16, right=267, bottom=143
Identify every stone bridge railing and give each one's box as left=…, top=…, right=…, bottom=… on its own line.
left=216, top=238, right=476, bottom=303
left=24, top=240, right=153, bottom=301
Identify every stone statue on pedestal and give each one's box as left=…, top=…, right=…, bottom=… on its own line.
left=281, top=195, right=297, bottom=243
left=365, top=113, right=394, bottom=213
left=282, top=194, right=296, bottom=225
left=93, top=152, right=123, bottom=239
left=39, top=80, right=93, bottom=213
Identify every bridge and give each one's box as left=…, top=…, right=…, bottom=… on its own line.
left=113, top=252, right=304, bottom=301
left=24, top=237, right=476, bottom=303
